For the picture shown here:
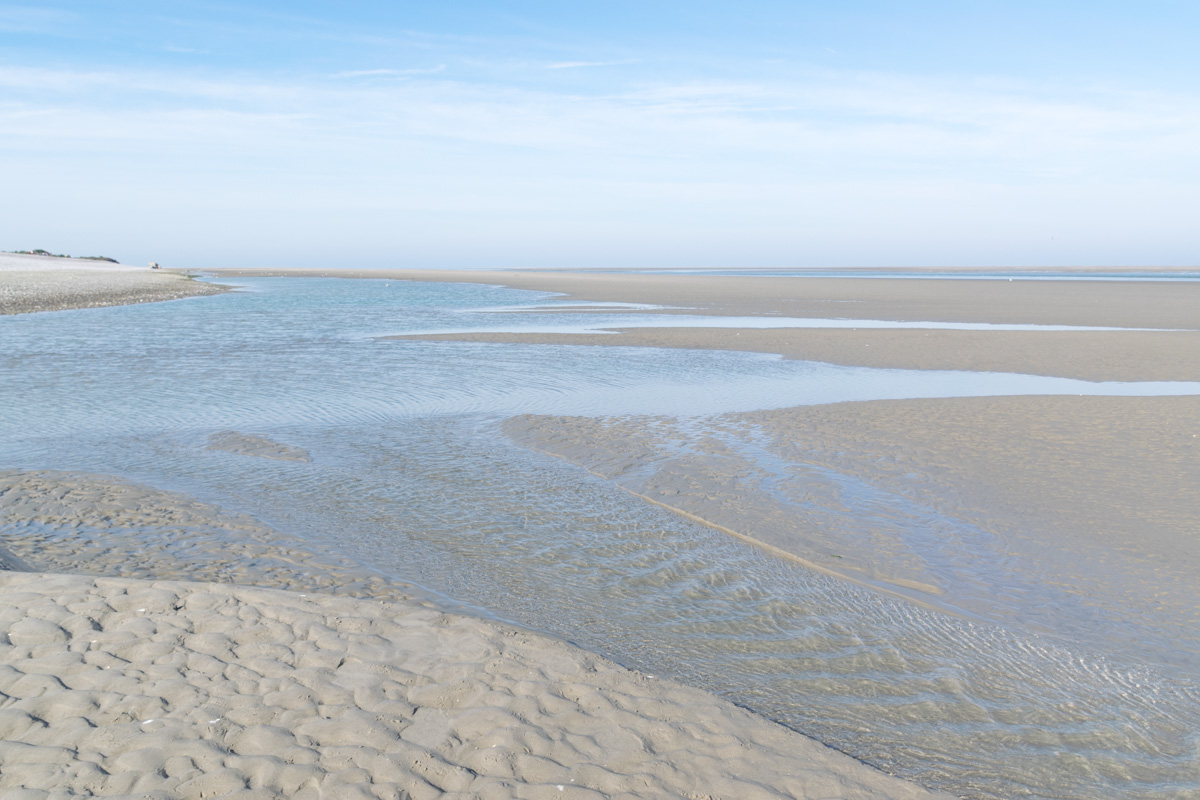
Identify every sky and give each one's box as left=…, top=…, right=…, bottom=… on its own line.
left=2, top=1, right=1198, bottom=269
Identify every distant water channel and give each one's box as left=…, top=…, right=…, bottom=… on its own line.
left=3, top=276, right=1198, bottom=800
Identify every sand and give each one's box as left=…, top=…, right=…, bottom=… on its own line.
left=0, top=252, right=226, bottom=315
left=11, top=264, right=1197, bottom=796
left=203, top=268, right=1200, bottom=656
left=0, top=470, right=415, bottom=600
left=505, top=395, right=1200, bottom=667
left=221, top=266, right=1197, bottom=664
left=213, top=267, right=1200, bottom=381
left=205, top=432, right=312, bottom=462
left=0, top=470, right=946, bottom=800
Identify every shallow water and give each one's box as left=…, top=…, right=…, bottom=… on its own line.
left=2, top=276, right=1199, bottom=800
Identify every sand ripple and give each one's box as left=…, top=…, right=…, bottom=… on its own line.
left=0, top=572, right=943, bottom=799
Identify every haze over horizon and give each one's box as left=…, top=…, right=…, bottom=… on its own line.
left=3, top=1, right=1198, bottom=270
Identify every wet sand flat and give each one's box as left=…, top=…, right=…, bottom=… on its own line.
left=506, top=395, right=1200, bottom=666
left=231, top=267, right=1200, bottom=663
left=215, top=267, right=1200, bottom=381
left=1, top=252, right=225, bottom=315
left=8, top=266, right=1198, bottom=797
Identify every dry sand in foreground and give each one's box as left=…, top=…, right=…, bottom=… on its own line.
left=0, top=252, right=225, bottom=315
left=0, top=572, right=950, bottom=800
left=0, top=469, right=948, bottom=799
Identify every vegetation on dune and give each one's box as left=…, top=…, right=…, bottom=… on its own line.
left=5, top=249, right=119, bottom=263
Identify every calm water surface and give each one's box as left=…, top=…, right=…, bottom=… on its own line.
left=2, top=277, right=1198, bottom=800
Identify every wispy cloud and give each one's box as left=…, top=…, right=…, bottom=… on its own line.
left=4, top=64, right=1197, bottom=162
left=3, top=58, right=1198, bottom=267
left=162, top=44, right=209, bottom=55
left=546, top=59, right=638, bottom=70
left=0, top=4, right=78, bottom=34
left=332, top=66, right=446, bottom=79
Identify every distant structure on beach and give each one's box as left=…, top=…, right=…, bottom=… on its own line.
left=149, top=262, right=160, bottom=269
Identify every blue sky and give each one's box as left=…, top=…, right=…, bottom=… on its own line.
left=3, top=1, right=1198, bottom=268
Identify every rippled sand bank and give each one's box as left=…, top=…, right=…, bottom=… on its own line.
left=0, top=470, right=946, bottom=799
left=506, top=395, right=1200, bottom=668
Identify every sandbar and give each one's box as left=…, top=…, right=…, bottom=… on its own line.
left=1, top=252, right=226, bottom=315
left=213, top=267, right=1200, bottom=381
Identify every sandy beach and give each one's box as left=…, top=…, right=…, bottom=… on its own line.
left=0, top=470, right=944, bottom=800
left=230, top=266, right=1200, bottom=660
left=0, top=264, right=957, bottom=797
left=211, top=269, right=1200, bottom=643
left=0, top=252, right=226, bottom=315
left=7, top=264, right=1199, bottom=798
left=314, top=267, right=1200, bottom=664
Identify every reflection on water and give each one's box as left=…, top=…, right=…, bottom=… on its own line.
left=2, top=276, right=1199, bottom=800
left=408, top=311, right=1186, bottom=334
left=625, top=268, right=1200, bottom=282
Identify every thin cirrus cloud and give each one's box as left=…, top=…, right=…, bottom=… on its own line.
left=332, top=66, right=446, bottom=79
left=545, top=59, right=639, bottom=70
left=3, top=62, right=1196, bottom=163
left=4, top=62, right=1194, bottom=187
left=0, top=4, right=78, bottom=33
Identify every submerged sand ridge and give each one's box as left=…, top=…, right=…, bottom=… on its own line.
left=0, top=470, right=421, bottom=602
left=206, top=431, right=312, bottom=462
left=0, top=471, right=946, bottom=799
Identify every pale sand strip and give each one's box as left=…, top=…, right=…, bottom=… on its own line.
left=211, top=268, right=1200, bottom=381
left=0, top=253, right=226, bottom=315
left=0, top=470, right=948, bottom=799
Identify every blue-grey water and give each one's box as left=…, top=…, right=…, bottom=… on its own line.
left=2, top=276, right=1198, bottom=800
